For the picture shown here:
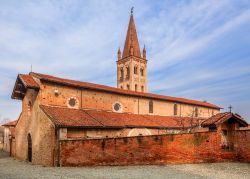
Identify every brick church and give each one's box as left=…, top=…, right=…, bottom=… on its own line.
left=10, top=11, right=249, bottom=166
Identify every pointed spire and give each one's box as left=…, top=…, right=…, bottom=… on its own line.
left=122, top=9, right=141, bottom=58
left=117, top=47, right=121, bottom=60
left=143, top=45, right=146, bottom=59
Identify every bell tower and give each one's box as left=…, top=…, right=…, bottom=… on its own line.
left=117, top=9, right=148, bottom=92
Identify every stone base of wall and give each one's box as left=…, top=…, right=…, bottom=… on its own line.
left=59, top=131, right=250, bottom=166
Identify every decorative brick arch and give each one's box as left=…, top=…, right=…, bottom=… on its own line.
left=127, top=128, right=151, bottom=137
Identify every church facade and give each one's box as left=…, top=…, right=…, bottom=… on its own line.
left=10, top=12, right=249, bottom=166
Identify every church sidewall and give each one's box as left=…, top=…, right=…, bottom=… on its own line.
left=15, top=89, right=56, bottom=166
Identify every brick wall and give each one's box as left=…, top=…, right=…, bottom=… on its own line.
left=235, top=130, right=250, bottom=162
left=15, top=89, right=56, bottom=166
left=39, top=81, right=219, bottom=118
left=59, top=132, right=239, bottom=166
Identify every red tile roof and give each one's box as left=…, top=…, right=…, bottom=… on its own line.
left=40, top=105, right=204, bottom=129
left=19, top=74, right=40, bottom=89
left=201, top=112, right=248, bottom=127
left=11, top=74, right=40, bottom=99
left=30, top=72, right=221, bottom=109
left=2, top=120, right=17, bottom=127
left=40, top=106, right=102, bottom=127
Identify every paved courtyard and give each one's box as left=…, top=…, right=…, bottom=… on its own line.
left=0, top=150, right=249, bottom=179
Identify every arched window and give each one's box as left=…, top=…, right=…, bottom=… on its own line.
left=174, top=103, right=178, bottom=116
left=120, top=68, right=124, bottom=81
left=141, top=86, right=144, bottom=92
left=127, top=84, right=130, bottom=90
left=194, top=107, right=198, bottom=117
left=149, top=100, right=153, bottom=113
left=135, top=84, right=137, bottom=91
left=126, top=66, right=130, bottom=79
left=134, top=66, right=138, bottom=74
left=140, top=68, right=144, bottom=76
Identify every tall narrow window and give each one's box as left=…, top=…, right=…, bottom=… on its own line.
left=174, top=103, right=178, bottom=116
left=194, top=107, right=198, bottom=117
left=149, top=100, right=153, bottom=113
left=126, top=66, right=130, bottom=79
left=120, top=86, right=123, bottom=89
left=127, top=84, right=130, bottom=90
left=134, top=66, right=138, bottom=74
left=141, top=86, right=144, bottom=92
left=135, top=84, right=137, bottom=91
left=120, top=68, right=124, bottom=81
left=140, top=68, right=144, bottom=76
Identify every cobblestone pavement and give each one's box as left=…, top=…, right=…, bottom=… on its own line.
left=0, top=150, right=249, bottom=179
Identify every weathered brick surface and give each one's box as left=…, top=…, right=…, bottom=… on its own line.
left=235, top=130, right=250, bottom=162
left=39, top=81, right=219, bottom=118
left=59, top=132, right=240, bottom=166
left=15, top=89, right=56, bottom=166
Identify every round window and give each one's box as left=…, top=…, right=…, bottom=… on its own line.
left=112, top=102, right=122, bottom=112
left=69, top=98, right=76, bottom=107
left=114, top=103, right=121, bottom=111
left=67, top=97, right=78, bottom=108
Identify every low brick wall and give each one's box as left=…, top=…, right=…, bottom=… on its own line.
left=59, top=131, right=243, bottom=166
left=235, top=130, right=250, bottom=162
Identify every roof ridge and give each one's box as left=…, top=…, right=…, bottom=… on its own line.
left=213, top=113, right=230, bottom=125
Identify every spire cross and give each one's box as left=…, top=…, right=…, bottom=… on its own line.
left=228, top=105, right=233, bottom=113
left=131, top=7, right=134, bottom=15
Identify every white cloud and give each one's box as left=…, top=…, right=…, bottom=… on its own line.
left=0, top=0, right=250, bottom=122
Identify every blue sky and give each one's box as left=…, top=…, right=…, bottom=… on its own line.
left=0, top=0, right=250, bottom=123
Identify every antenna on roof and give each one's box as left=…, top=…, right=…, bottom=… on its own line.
left=30, top=64, right=33, bottom=72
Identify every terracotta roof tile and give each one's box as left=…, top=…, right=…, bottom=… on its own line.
left=11, top=74, right=40, bottom=100
left=2, top=120, right=17, bottom=127
left=40, top=105, right=102, bottom=127
left=201, top=112, right=248, bottom=127
left=30, top=72, right=221, bottom=109
left=40, top=105, right=204, bottom=129
left=19, top=74, right=40, bottom=89
left=85, top=110, right=160, bottom=128
left=143, top=115, right=203, bottom=128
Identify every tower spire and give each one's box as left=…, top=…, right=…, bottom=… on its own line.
left=122, top=8, right=141, bottom=58
left=117, top=9, right=148, bottom=93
